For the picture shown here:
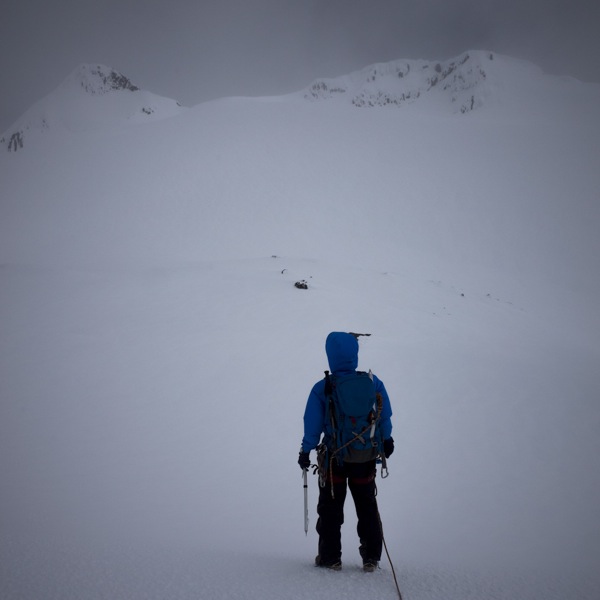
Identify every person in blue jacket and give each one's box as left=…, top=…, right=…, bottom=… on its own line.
left=298, top=331, right=394, bottom=571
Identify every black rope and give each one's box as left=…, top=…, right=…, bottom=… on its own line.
left=376, top=494, right=403, bottom=600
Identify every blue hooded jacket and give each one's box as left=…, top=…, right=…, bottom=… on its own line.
left=301, top=332, right=393, bottom=453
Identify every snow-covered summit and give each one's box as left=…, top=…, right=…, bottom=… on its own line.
left=4, top=52, right=598, bottom=154
left=301, top=51, right=486, bottom=112
left=1, top=64, right=185, bottom=152
left=63, top=63, right=141, bottom=95
left=300, top=50, right=570, bottom=114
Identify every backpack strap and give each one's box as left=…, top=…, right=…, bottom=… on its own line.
left=376, top=389, right=388, bottom=477
left=323, top=370, right=338, bottom=497
left=324, top=370, right=333, bottom=396
left=369, top=371, right=389, bottom=478
left=324, top=370, right=338, bottom=442
left=367, top=370, right=378, bottom=445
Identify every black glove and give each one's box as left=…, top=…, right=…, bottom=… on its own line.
left=298, top=451, right=311, bottom=470
left=383, top=437, right=395, bottom=459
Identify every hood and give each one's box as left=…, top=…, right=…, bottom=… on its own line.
left=325, top=332, right=359, bottom=373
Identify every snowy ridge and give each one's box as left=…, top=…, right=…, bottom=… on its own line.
left=65, top=63, right=141, bottom=95
left=3, top=51, right=597, bottom=153
left=0, top=64, right=185, bottom=152
left=301, top=50, right=554, bottom=113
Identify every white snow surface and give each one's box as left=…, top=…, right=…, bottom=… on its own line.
left=1, top=52, right=599, bottom=599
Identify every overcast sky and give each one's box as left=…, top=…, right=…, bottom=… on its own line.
left=1, top=0, right=599, bottom=133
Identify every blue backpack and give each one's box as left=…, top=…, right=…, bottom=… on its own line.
left=324, top=370, right=384, bottom=465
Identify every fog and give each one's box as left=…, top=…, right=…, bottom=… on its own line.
left=1, top=53, right=599, bottom=598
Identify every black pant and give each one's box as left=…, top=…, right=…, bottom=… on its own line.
left=316, top=460, right=381, bottom=564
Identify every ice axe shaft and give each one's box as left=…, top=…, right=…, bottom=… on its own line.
left=303, top=468, right=309, bottom=535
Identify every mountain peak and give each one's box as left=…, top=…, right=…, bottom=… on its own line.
left=1, top=63, right=183, bottom=152
left=300, top=51, right=545, bottom=114
left=64, top=64, right=140, bottom=96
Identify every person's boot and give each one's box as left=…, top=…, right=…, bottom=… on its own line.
left=315, top=555, right=342, bottom=570
left=362, top=559, right=378, bottom=572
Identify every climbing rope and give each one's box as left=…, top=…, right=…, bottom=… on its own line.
left=376, top=494, right=403, bottom=600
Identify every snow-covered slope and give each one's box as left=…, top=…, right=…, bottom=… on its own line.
left=1, top=56, right=598, bottom=298
left=1, top=52, right=599, bottom=599
left=0, top=64, right=184, bottom=151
